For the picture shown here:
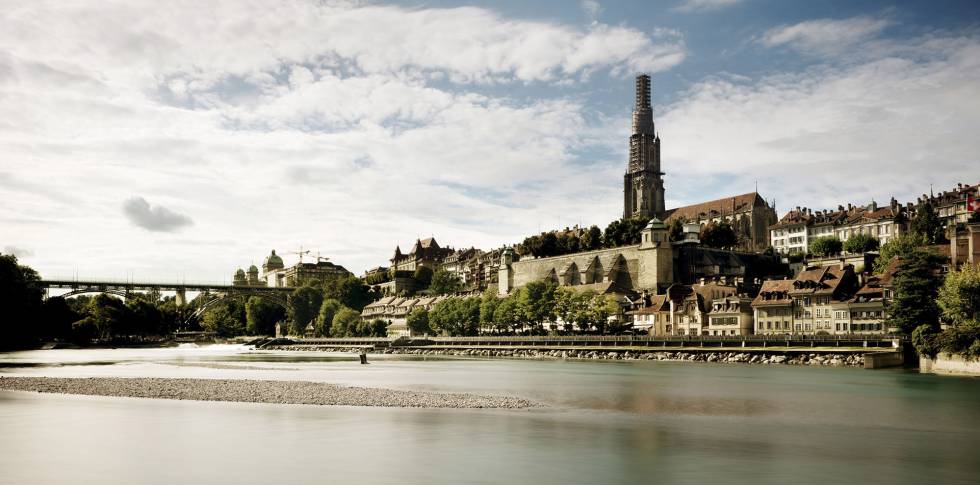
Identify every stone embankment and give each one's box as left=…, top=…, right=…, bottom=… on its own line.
left=0, top=377, right=538, bottom=409
left=265, top=345, right=866, bottom=367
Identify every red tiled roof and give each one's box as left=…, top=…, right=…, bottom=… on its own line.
left=664, top=192, right=765, bottom=222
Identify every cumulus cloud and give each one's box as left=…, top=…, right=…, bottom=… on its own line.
left=122, top=197, right=193, bottom=232
left=660, top=34, right=980, bottom=210
left=760, top=16, right=891, bottom=55
left=673, top=0, right=742, bottom=13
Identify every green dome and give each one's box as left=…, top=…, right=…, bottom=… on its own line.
left=234, top=268, right=246, bottom=277
left=646, top=218, right=667, bottom=230
left=264, top=249, right=284, bottom=268
left=247, top=265, right=259, bottom=273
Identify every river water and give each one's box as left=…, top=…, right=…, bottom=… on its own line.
left=1, top=345, right=979, bottom=485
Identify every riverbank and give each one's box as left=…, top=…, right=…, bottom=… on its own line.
left=0, top=377, right=538, bottom=409
left=264, top=345, right=868, bottom=367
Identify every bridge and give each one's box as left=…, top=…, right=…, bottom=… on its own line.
left=37, top=279, right=297, bottom=323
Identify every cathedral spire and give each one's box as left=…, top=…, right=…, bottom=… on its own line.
left=632, top=74, right=654, bottom=136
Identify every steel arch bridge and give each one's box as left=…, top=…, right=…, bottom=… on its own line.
left=37, top=279, right=296, bottom=326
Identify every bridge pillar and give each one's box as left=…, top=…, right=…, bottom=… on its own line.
left=175, top=288, right=186, bottom=307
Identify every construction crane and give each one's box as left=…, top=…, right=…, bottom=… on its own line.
left=314, top=250, right=330, bottom=264
left=285, top=246, right=311, bottom=264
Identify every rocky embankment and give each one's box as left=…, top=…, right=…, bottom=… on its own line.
left=266, top=345, right=866, bottom=367
left=0, top=377, right=538, bottom=409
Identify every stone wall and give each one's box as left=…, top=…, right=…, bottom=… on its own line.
left=919, top=353, right=980, bottom=376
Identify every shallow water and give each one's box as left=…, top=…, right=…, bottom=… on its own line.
left=1, top=346, right=979, bottom=485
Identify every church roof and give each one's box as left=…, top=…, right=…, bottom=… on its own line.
left=664, top=192, right=765, bottom=222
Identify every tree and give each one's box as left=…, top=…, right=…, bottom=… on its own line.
left=539, top=232, right=559, bottom=257
left=330, top=307, right=362, bottom=337
left=0, top=254, right=43, bottom=348
left=668, top=218, right=684, bottom=242
left=359, top=318, right=389, bottom=337
left=874, top=233, right=928, bottom=273
left=478, top=288, right=500, bottom=332
left=581, top=225, right=602, bottom=250
left=808, top=236, right=843, bottom=257
left=843, top=233, right=880, bottom=254
left=322, top=275, right=373, bottom=311
left=288, top=286, right=323, bottom=335
left=413, top=266, right=433, bottom=288
left=492, top=295, right=520, bottom=333
left=886, top=248, right=943, bottom=334
left=429, top=268, right=463, bottom=295
left=700, top=221, right=739, bottom=249
left=315, top=298, right=343, bottom=336
left=911, top=201, right=945, bottom=244
left=201, top=300, right=245, bottom=337
left=39, top=297, right=77, bottom=341
left=429, top=297, right=480, bottom=336
left=517, top=280, right=557, bottom=332
left=246, top=297, right=285, bottom=336
left=406, top=307, right=432, bottom=336
left=938, top=264, right=980, bottom=327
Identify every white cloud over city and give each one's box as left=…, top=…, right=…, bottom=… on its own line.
left=0, top=2, right=977, bottom=281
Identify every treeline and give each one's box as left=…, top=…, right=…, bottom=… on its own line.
left=405, top=280, right=624, bottom=337
left=518, top=216, right=741, bottom=259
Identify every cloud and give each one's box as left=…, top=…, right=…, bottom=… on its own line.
left=122, top=197, right=193, bottom=232
left=673, top=0, right=742, bottom=13
left=581, top=0, right=601, bottom=23
left=2, top=246, right=33, bottom=258
left=760, top=16, right=891, bottom=55
left=660, top=34, right=980, bottom=210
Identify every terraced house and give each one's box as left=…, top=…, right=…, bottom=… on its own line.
left=770, top=200, right=911, bottom=255
left=752, top=264, right=892, bottom=335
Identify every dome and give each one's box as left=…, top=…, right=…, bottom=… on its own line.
left=646, top=218, right=667, bottom=230
left=234, top=268, right=246, bottom=277
left=247, top=265, right=259, bottom=274
left=263, top=249, right=284, bottom=269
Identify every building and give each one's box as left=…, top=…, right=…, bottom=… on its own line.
left=664, top=193, right=777, bottom=252
left=950, top=223, right=980, bottom=268
left=260, top=249, right=351, bottom=287
left=770, top=200, right=911, bottom=255
left=390, top=238, right=454, bottom=274
left=706, top=295, right=755, bottom=337
left=623, top=74, right=665, bottom=220
left=750, top=264, right=893, bottom=335
left=231, top=264, right=263, bottom=287
left=922, top=182, right=979, bottom=228
left=361, top=294, right=448, bottom=337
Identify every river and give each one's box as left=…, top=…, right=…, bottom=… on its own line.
left=1, top=345, right=979, bottom=485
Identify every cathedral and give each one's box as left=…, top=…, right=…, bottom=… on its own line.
left=623, top=74, right=776, bottom=251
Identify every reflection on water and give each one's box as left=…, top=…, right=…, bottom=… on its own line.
left=1, top=346, right=979, bottom=485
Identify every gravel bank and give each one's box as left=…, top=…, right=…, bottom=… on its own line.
left=0, top=377, right=538, bottom=409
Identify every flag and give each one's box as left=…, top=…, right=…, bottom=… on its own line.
left=969, top=194, right=980, bottom=212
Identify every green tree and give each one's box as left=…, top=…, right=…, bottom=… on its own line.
left=429, top=268, right=463, bottom=295
left=429, top=297, right=480, bottom=336
left=288, top=286, right=323, bottom=335
left=322, top=275, right=373, bottom=311
left=668, top=218, right=684, bottom=242
left=809, top=236, right=843, bottom=257
left=478, top=288, right=501, bottom=332
left=492, top=295, right=520, bottom=333
left=911, top=201, right=945, bottom=244
left=874, top=233, right=928, bottom=273
left=0, top=254, right=43, bottom=348
left=413, top=266, right=434, bottom=289
left=315, top=298, right=343, bottom=336
left=331, top=307, right=362, bottom=337
left=843, top=233, right=880, bottom=254
left=359, top=318, right=389, bottom=337
left=938, top=264, right=980, bottom=327
left=85, top=294, right=133, bottom=339
left=406, top=307, right=432, bottom=336
left=886, top=248, right=943, bottom=334
left=39, top=297, right=77, bottom=341
left=581, top=225, right=603, bottom=250
left=246, top=297, right=286, bottom=336
left=201, top=300, right=245, bottom=337
left=700, top=221, right=739, bottom=249
left=517, top=280, right=558, bottom=332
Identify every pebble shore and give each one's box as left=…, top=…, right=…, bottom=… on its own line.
left=0, top=377, right=538, bottom=409
left=269, top=345, right=866, bottom=367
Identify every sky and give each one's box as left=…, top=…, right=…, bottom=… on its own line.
left=1, top=0, right=979, bottom=282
